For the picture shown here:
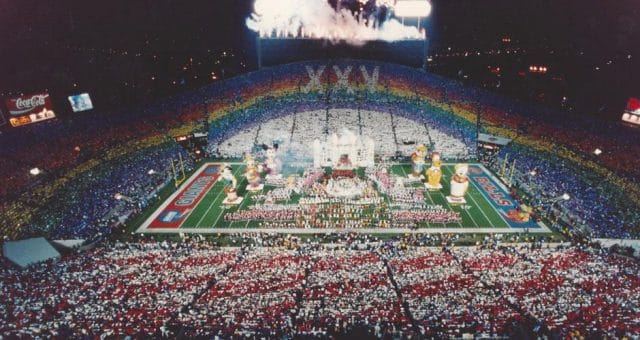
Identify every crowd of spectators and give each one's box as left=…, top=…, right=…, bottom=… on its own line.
left=296, top=248, right=411, bottom=337
left=0, top=94, right=201, bottom=240
left=388, top=244, right=640, bottom=338
left=1, top=238, right=638, bottom=338
left=0, top=240, right=238, bottom=338
left=210, top=102, right=475, bottom=162
left=1, top=59, right=638, bottom=241
left=177, top=247, right=305, bottom=338
left=1, top=139, right=194, bottom=240
left=489, top=144, right=640, bottom=239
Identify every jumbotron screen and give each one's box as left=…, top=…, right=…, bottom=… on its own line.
left=621, top=97, right=640, bottom=126
left=68, top=93, right=94, bottom=112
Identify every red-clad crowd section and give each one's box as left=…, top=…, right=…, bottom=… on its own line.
left=1, top=241, right=638, bottom=338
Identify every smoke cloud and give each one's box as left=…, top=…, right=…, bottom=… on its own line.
left=246, top=0, right=424, bottom=45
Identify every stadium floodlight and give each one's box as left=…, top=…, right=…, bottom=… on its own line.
left=593, top=148, right=602, bottom=155
left=546, top=193, right=571, bottom=204
left=29, top=167, right=41, bottom=176
left=395, top=0, right=432, bottom=17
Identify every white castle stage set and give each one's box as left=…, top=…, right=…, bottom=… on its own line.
left=313, top=129, right=375, bottom=168
left=220, top=129, right=471, bottom=206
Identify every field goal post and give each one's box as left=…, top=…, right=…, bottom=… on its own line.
left=171, top=153, right=187, bottom=188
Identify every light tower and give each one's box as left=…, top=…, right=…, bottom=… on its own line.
left=394, top=0, right=432, bottom=70
left=394, top=0, right=432, bottom=30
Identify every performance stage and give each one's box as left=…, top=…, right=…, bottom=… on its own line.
left=136, top=161, right=549, bottom=235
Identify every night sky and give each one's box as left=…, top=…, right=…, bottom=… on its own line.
left=0, top=0, right=638, bottom=117
left=2, top=0, right=637, bottom=54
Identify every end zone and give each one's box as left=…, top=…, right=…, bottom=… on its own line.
left=469, top=164, right=548, bottom=231
left=136, top=163, right=221, bottom=233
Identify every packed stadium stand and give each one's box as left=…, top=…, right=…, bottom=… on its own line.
left=1, top=60, right=638, bottom=240
left=1, top=59, right=639, bottom=338
left=1, top=240, right=638, bottom=338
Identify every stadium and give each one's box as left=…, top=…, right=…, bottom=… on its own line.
left=1, top=0, right=639, bottom=338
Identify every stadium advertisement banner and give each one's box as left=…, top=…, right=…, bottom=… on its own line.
left=5, top=93, right=56, bottom=127
left=621, top=97, right=640, bottom=126
left=148, top=164, right=221, bottom=229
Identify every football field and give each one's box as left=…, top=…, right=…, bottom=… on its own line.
left=136, top=162, right=550, bottom=234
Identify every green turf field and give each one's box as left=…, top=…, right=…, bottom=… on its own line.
left=137, top=162, right=546, bottom=234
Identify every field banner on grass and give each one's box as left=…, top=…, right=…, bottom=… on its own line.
left=149, top=164, right=220, bottom=229
left=467, top=165, right=540, bottom=229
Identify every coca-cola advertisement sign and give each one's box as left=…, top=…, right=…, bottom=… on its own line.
left=6, top=93, right=53, bottom=116
left=5, top=93, right=56, bottom=127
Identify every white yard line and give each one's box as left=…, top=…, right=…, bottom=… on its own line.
left=435, top=191, right=468, bottom=228
left=441, top=166, right=489, bottom=229
left=236, top=185, right=256, bottom=229
left=243, top=202, right=253, bottom=229
left=467, top=192, right=499, bottom=228
left=201, top=165, right=245, bottom=228
left=192, top=191, right=223, bottom=228
left=465, top=170, right=515, bottom=230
